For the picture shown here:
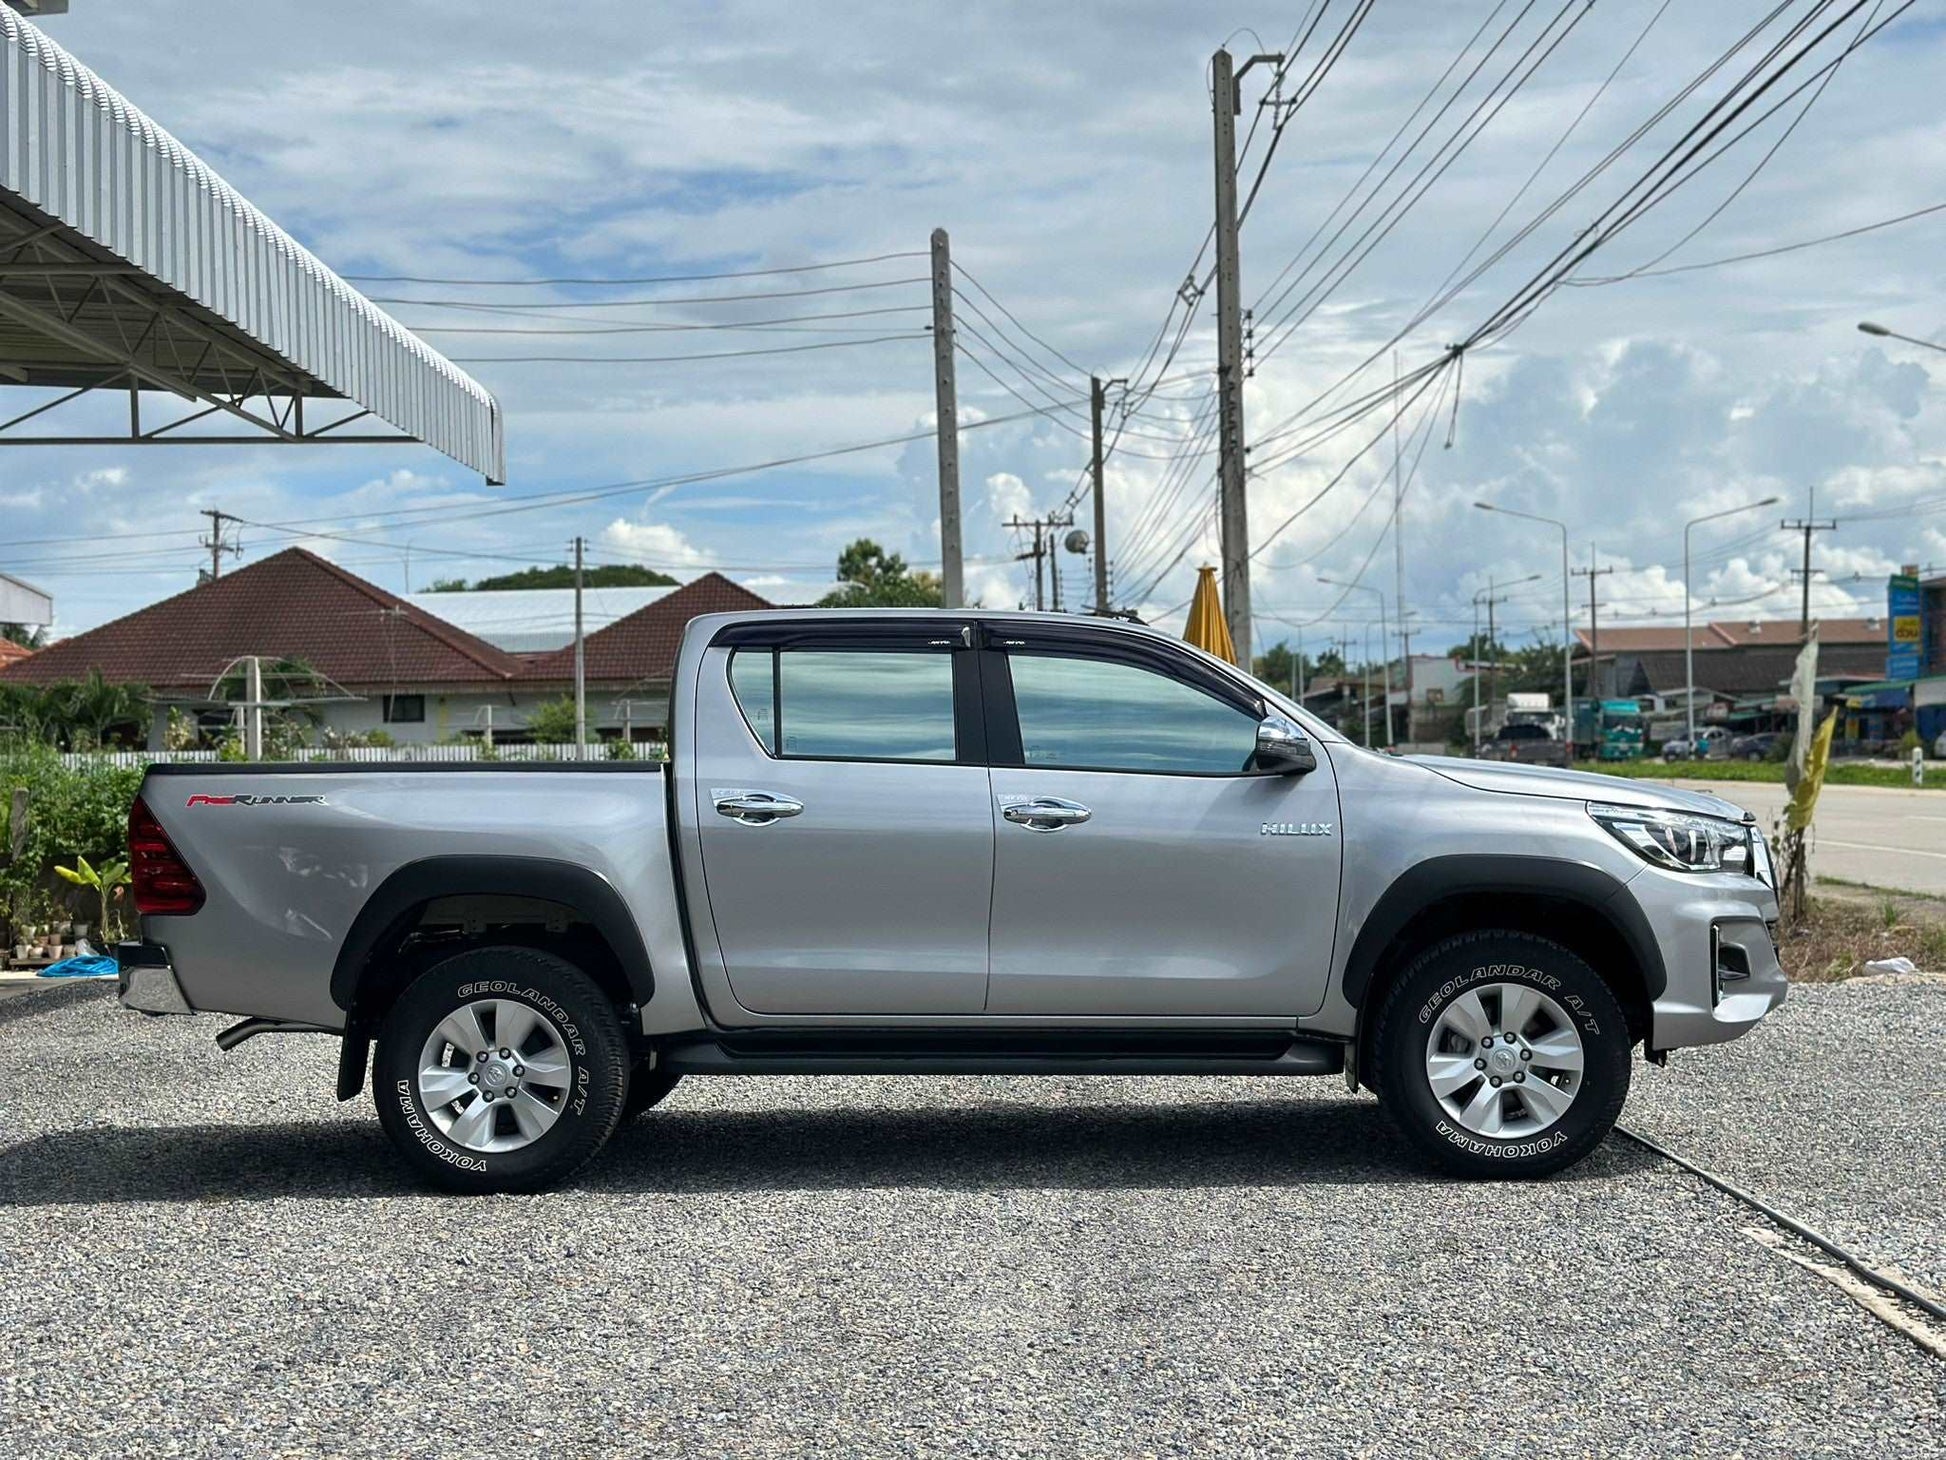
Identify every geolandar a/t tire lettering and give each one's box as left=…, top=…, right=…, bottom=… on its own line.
left=372, top=945, right=629, bottom=1194
left=1371, top=930, right=1630, bottom=1179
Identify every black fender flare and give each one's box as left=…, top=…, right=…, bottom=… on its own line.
left=1340, top=854, right=1667, bottom=1012
left=329, top=855, right=655, bottom=1016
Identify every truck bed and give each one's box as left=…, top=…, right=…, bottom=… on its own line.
left=139, top=761, right=677, bottom=1028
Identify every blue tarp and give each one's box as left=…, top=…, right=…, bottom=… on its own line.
left=40, top=954, right=116, bottom=979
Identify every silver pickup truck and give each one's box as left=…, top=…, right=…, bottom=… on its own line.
left=117, top=609, right=1785, bottom=1192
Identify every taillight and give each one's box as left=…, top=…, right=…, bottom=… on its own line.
left=128, top=795, right=205, bottom=916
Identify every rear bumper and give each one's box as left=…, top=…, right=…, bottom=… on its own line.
left=116, top=940, right=194, bottom=1016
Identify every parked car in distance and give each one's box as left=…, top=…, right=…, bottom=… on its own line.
left=1475, top=721, right=1572, bottom=768
left=116, top=609, right=1785, bottom=1194
left=1662, top=728, right=1729, bottom=762
left=1727, top=731, right=1784, bottom=762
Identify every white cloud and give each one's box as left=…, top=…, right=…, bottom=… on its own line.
left=599, top=518, right=715, bottom=570
left=4, top=0, right=1942, bottom=653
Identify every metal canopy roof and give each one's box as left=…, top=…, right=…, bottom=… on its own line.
left=0, top=9, right=504, bottom=480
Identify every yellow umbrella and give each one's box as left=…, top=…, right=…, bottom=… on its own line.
left=1183, top=565, right=1238, bottom=666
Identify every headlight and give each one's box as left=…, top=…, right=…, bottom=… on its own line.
left=1588, top=802, right=1753, bottom=874
left=1747, top=826, right=1775, bottom=887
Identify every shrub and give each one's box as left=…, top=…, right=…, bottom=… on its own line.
left=0, top=748, right=144, bottom=943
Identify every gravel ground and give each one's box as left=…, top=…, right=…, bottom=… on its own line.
left=1626, top=971, right=1946, bottom=1292
left=1, top=984, right=1941, bottom=1459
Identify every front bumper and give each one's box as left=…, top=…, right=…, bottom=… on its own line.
left=1628, top=870, right=1786, bottom=1052
left=116, top=940, right=194, bottom=1016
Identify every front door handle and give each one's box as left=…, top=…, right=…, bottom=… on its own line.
left=713, top=790, right=805, bottom=825
left=1002, top=797, right=1093, bottom=832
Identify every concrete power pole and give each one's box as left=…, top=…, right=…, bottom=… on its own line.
left=199, top=509, right=239, bottom=583
left=1089, top=376, right=1126, bottom=615
left=1211, top=48, right=1273, bottom=662
left=244, top=654, right=263, bottom=762
left=930, top=228, right=964, bottom=609
left=572, top=535, right=587, bottom=758
left=1781, top=487, right=1838, bottom=645
left=1572, top=550, right=1616, bottom=700
left=1392, top=351, right=1412, bottom=746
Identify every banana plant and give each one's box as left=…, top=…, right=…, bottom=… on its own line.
left=55, top=852, right=129, bottom=947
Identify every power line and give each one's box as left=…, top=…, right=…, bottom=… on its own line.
left=1565, top=197, right=1946, bottom=283
left=448, top=331, right=927, bottom=365
left=344, top=250, right=928, bottom=287
left=400, top=304, right=930, bottom=336
left=369, top=276, right=928, bottom=309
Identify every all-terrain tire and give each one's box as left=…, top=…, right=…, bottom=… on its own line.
left=621, top=1064, right=683, bottom=1120
left=1371, top=930, right=1630, bottom=1179
left=373, top=945, right=629, bottom=1194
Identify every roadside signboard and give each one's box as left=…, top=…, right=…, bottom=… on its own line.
left=1888, top=573, right=1922, bottom=679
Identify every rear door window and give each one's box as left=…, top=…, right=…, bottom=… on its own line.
left=729, top=648, right=957, bottom=762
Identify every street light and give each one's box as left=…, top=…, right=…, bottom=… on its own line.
left=1469, top=573, right=1543, bottom=751
left=1684, top=496, right=1780, bottom=745
left=1319, top=576, right=1391, bottom=746
left=1858, top=320, right=1946, bottom=354
left=1475, top=502, right=1574, bottom=738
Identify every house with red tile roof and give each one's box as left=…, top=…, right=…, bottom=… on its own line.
left=0, top=549, right=770, bottom=747
left=0, top=638, right=35, bottom=671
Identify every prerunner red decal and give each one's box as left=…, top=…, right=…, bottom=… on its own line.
left=186, top=793, right=326, bottom=808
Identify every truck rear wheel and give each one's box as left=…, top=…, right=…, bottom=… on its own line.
left=1371, top=931, right=1630, bottom=1178
left=372, top=946, right=628, bottom=1194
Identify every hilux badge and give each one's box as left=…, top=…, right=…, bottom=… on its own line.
left=1262, top=821, right=1333, bottom=837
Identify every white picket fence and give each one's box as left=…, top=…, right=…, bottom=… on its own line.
left=57, top=742, right=665, bottom=771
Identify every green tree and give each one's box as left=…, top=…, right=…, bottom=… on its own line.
left=429, top=564, right=677, bottom=592
left=2, top=623, right=45, bottom=649
left=817, top=539, right=944, bottom=608
left=1252, top=640, right=1342, bottom=693
left=526, top=695, right=586, bottom=743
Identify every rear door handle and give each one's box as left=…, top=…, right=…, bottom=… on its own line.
left=1001, top=797, right=1092, bottom=832
left=712, top=789, right=805, bottom=824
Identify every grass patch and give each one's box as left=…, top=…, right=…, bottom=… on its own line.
left=1780, top=888, right=1946, bottom=981
left=1570, top=759, right=1944, bottom=789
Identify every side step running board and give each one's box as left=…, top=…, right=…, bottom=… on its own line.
left=659, top=1036, right=1345, bottom=1078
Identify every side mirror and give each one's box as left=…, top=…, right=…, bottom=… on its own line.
left=1253, top=713, right=1317, bottom=774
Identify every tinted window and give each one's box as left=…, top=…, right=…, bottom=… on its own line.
left=1007, top=654, right=1258, bottom=774
left=729, top=649, right=956, bottom=762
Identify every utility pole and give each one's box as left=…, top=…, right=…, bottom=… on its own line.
left=1781, top=487, right=1838, bottom=644
left=244, top=654, right=263, bottom=762
left=930, top=227, right=964, bottom=609
left=572, top=535, right=587, bottom=758
left=1006, top=512, right=1072, bottom=612
left=199, top=509, right=239, bottom=583
left=1392, top=350, right=1412, bottom=746
left=1212, top=49, right=1281, bottom=660
left=1090, top=375, right=1127, bottom=615
left=1572, top=549, right=1616, bottom=700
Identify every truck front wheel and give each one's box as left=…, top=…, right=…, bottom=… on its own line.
left=372, top=946, right=629, bottom=1194
left=1371, top=931, right=1631, bottom=1178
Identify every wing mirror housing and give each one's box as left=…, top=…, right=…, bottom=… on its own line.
left=1253, top=713, right=1317, bottom=774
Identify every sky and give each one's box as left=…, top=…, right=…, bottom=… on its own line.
left=3, top=0, right=1945, bottom=665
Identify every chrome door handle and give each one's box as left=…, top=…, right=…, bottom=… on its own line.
left=712, top=790, right=805, bottom=824
left=1001, top=797, right=1092, bottom=832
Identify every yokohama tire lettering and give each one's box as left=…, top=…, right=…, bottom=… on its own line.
left=395, top=1080, right=487, bottom=1171
left=1435, top=1118, right=1569, bottom=1159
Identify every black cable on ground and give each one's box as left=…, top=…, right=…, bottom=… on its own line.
left=1615, top=1123, right=1946, bottom=1327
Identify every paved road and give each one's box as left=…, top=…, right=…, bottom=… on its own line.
left=1669, top=780, right=1946, bottom=895
left=1, top=984, right=1940, bottom=1458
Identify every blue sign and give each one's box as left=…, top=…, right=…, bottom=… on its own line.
left=1888, top=574, right=1922, bottom=680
